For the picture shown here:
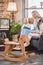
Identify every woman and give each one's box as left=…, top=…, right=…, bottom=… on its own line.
left=32, top=10, right=41, bottom=30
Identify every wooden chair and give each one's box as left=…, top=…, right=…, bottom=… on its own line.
left=0, top=34, right=35, bottom=62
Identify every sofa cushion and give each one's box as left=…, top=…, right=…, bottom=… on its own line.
left=30, top=36, right=40, bottom=48
left=31, top=36, right=40, bottom=40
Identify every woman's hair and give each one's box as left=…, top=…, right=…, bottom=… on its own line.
left=32, top=10, right=40, bottom=18
left=37, top=18, right=43, bottom=29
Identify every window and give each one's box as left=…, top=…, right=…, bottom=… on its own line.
left=25, top=0, right=43, bottom=18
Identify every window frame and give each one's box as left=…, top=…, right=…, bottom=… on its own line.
left=24, top=0, right=43, bottom=18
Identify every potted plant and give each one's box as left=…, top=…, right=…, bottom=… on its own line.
left=10, top=21, right=21, bottom=41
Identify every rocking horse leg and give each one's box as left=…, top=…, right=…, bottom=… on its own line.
left=19, top=34, right=30, bottom=53
left=3, top=44, right=11, bottom=56
left=0, top=44, right=11, bottom=57
left=22, top=34, right=30, bottom=45
left=19, top=34, right=30, bottom=59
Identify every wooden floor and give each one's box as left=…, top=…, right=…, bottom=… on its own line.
left=0, top=51, right=43, bottom=65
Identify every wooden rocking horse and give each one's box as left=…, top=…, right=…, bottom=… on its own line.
left=0, top=34, right=35, bottom=62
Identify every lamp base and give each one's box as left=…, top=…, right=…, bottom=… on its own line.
left=11, top=12, right=15, bottom=22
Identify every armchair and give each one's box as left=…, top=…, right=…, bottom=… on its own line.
left=31, top=33, right=43, bottom=51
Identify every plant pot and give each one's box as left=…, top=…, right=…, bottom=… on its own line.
left=12, top=34, right=18, bottom=42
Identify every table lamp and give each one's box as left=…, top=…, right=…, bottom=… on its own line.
left=7, top=2, right=17, bottom=22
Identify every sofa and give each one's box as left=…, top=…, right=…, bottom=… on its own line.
left=30, top=33, right=43, bottom=51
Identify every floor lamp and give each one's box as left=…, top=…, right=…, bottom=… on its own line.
left=7, top=2, right=17, bottom=22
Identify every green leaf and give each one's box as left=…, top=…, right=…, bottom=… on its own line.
left=10, top=22, right=21, bottom=34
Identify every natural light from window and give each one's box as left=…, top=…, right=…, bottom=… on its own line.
left=25, top=0, right=43, bottom=18
left=28, top=0, right=43, bottom=8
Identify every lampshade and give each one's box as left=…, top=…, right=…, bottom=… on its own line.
left=7, top=2, right=17, bottom=12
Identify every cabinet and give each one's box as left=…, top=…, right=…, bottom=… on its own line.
left=0, top=30, right=12, bottom=51
left=0, top=18, right=11, bottom=51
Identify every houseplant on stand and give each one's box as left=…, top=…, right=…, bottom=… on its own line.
left=10, top=21, right=21, bottom=42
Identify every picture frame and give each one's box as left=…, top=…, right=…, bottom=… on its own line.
left=0, top=18, right=10, bottom=30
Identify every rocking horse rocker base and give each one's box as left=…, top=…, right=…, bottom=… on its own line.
left=0, top=35, right=35, bottom=62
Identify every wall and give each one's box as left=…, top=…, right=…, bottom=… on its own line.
left=15, top=0, right=23, bottom=24
left=0, top=0, right=24, bottom=24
